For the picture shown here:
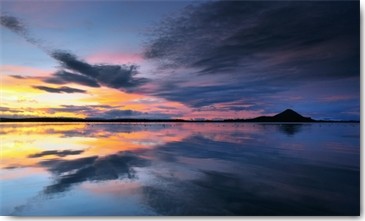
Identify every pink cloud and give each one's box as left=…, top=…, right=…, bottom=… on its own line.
left=86, top=52, right=143, bottom=65
left=321, top=95, right=354, bottom=102
left=5, top=1, right=68, bottom=27
left=187, top=109, right=266, bottom=120
left=9, top=1, right=67, bottom=16
left=0, top=65, right=51, bottom=77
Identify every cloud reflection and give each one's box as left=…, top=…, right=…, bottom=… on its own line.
left=40, top=152, right=149, bottom=195
left=28, top=150, right=84, bottom=158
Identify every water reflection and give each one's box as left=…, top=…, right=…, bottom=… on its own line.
left=41, top=152, right=149, bottom=195
left=0, top=123, right=360, bottom=215
left=276, top=124, right=305, bottom=136
left=29, top=150, right=85, bottom=158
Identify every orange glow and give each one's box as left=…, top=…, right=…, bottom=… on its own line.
left=83, top=127, right=189, bottom=157
left=0, top=73, right=90, bottom=117
left=0, top=122, right=263, bottom=173
left=80, top=86, right=189, bottom=114
left=0, top=123, right=190, bottom=171
left=1, top=65, right=255, bottom=120
left=0, top=123, right=90, bottom=168
left=0, top=70, right=190, bottom=118
left=81, top=87, right=144, bottom=106
left=81, top=181, right=140, bottom=195
left=0, top=65, right=52, bottom=77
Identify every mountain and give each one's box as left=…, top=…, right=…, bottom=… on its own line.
left=246, top=109, right=315, bottom=122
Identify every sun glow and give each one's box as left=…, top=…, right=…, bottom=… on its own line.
left=0, top=123, right=190, bottom=170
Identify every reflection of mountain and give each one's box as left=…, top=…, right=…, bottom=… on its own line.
left=277, top=124, right=304, bottom=136
left=259, top=123, right=306, bottom=136
left=246, top=109, right=315, bottom=122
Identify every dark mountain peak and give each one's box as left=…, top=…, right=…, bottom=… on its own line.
left=245, top=109, right=315, bottom=122
left=273, top=109, right=314, bottom=122
left=274, top=109, right=303, bottom=118
left=282, top=109, right=296, bottom=114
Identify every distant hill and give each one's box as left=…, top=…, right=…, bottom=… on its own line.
left=0, top=109, right=358, bottom=123
left=0, top=117, right=187, bottom=123
left=246, top=109, right=315, bottom=122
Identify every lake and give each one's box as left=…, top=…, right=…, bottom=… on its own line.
left=0, top=122, right=360, bottom=216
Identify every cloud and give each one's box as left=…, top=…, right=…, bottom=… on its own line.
left=45, top=105, right=172, bottom=119
left=0, top=15, right=44, bottom=47
left=145, top=1, right=358, bottom=77
left=33, top=85, right=86, bottom=93
left=10, top=75, right=27, bottom=79
left=149, top=80, right=284, bottom=109
left=0, top=107, right=24, bottom=113
left=33, top=50, right=149, bottom=92
left=86, top=52, right=142, bottom=64
left=28, top=150, right=84, bottom=158
left=1, top=105, right=175, bottom=119
left=48, top=50, right=148, bottom=91
left=44, top=70, right=100, bottom=87
left=1, top=15, right=147, bottom=92
left=0, top=15, right=27, bottom=35
left=100, top=109, right=140, bottom=118
left=39, top=152, right=149, bottom=194
left=141, top=1, right=359, bottom=111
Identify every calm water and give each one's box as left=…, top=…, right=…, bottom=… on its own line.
left=0, top=123, right=360, bottom=216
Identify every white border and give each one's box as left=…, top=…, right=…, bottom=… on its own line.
left=0, top=0, right=363, bottom=220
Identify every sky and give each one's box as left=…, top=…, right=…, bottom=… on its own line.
left=0, top=0, right=360, bottom=120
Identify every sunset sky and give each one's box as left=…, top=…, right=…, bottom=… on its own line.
left=0, top=0, right=360, bottom=120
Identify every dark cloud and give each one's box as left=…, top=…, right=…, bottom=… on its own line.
left=39, top=152, right=149, bottom=194
left=47, top=105, right=136, bottom=118
left=51, top=51, right=97, bottom=77
left=2, top=166, right=21, bottom=170
left=0, top=15, right=44, bottom=47
left=0, top=15, right=26, bottom=35
left=100, top=109, right=140, bottom=118
left=145, top=1, right=359, bottom=78
left=28, top=150, right=84, bottom=158
left=33, top=85, right=86, bottom=93
left=43, top=51, right=148, bottom=91
left=143, top=78, right=285, bottom=109
left=142, top=1, right=359, bottom=111
left=0, top=107, right=24, bottom=113
left=10, top=75, right=27, bottom=79
left=43, top=105, right=110, bottom=115
left=1, top=105, right=174, bottom=119
left=45, top=105, right=170, bottom=119
left=1, top=16, right=147, bottom=92
left=44, top=70, right=100, bottom=88
left=57, top=104, right=115, bottom=112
